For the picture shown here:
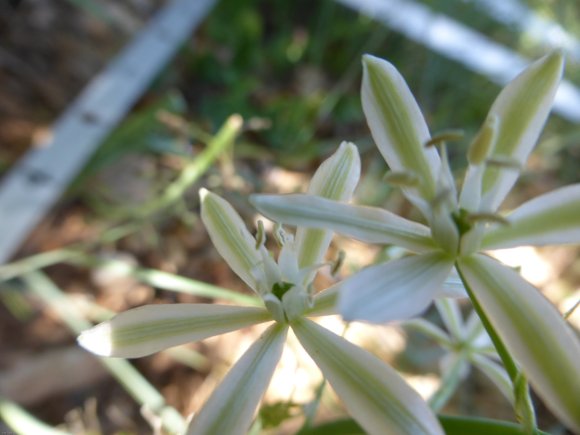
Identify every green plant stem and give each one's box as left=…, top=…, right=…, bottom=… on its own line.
left=0, top=250, right=79, bottom=282
left=21, top=271, right=186, bottom=435
left=0, top=397, right=71, bottom=435
left=456, top=262, right=537, bottom=434
left=138, top=113, right=243, bottom=218
left=0, top=115, right=242, bottom=286
left=0, top=222, right=141, bottom=283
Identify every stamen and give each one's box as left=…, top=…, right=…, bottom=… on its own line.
left=383, top=170, right=419, bottom=187
left=273, top=223, right=286, bottom=246
left=485, top=156, right=522, bottom=170
left=468, top=115, right=498, bottom=165
left=255, top=220, right=265, bottom=249
left=331, top=250, right=346, bottom=276
left=424, top=129, right=465, bottom=148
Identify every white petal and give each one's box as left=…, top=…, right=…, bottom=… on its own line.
left=200, top=189, right=263, bottom=293
left=77, top=304, right=271, bottom=358
left=295, top=142, right=360, bottom=280
left=482, top=183, right=580, bottom=249
left=339, top=253, right=454, bottom=323
left=293, top=318, right=444, bottom=435
left=362, top=55, right=440, bottom=212
left=479, top=52, right=564, bottom=211
left=186, top=324, right=287, bottom=435
left=458, top=254, right=580, bottom=432
left=435, top=267, right=467, bottom=299
left=251, top=194, right=436, bottom=253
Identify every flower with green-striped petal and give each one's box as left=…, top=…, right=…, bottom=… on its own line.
left=251, top=52, right=580, bottom=432
left=78, top=143, right=443, bottom=435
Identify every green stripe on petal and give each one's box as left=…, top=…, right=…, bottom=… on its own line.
left=295, top=142, right=360, bottom=275
left=339, top=253, right=454, bottom=323
left=186, top=323, right=287, bottom=435
left=251, top=194, right=436, bottom=253
left=292, top=318, right=444, bottom=435
left=458, top=254, right=580, bottom=432
left=78, top=304, right=271, bottom=358
left=362, top=55, right=440, bottom=208
left=480, top=52, right=564, bottom=211
left=482, top=183, right=580, bottom=249
left=201, top=189, right=263, bottom=293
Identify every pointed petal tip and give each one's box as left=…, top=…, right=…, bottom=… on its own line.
left=362, top=53, right=389, bottom=67
left=362, top=53, right=376, bottom=64
left=337, top=140, right=359, bottom=155
left=77, top=324, right=113, bottom=357
left=545, top=49, right=565, bottom=68
left=199, top=187, right=210, bottom=201
left=362, top=54, right=394, bottom=74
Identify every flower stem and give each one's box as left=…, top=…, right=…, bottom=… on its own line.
left=456, top=262, right=537, bottom=434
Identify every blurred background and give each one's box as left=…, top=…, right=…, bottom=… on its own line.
left=1, top=0, right=579, bottom=433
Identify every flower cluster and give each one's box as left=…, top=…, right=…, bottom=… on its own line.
left=79, top=51, right=580, bottom=434
left=252, top=52, right=580, bottom=431
left=78, top=143, right=443, bottom=435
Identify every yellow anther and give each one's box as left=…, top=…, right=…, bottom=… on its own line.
left=468, top=115, right=498, bottom=165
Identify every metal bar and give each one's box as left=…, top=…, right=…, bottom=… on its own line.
left=0, top=0, right=216, bottom=264
left=335, top=0, right=580, bottom=123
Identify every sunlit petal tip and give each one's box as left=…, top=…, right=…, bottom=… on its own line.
left=78, top=323, right=113, bottom=357
left=199, top=187, right=210, bottom=200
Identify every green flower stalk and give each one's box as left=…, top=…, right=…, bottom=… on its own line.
left=78, top=143, right=444, bottom=435
left=251, top=52, right=580, bottom=432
